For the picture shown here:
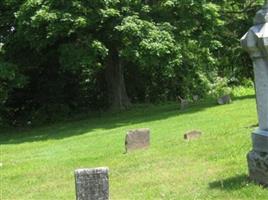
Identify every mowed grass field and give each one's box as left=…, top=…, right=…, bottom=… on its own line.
left=2, top=90, right=268, bottom=199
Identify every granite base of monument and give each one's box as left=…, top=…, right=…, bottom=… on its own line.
left=248, top=129, right=268, bottom=185
left=248, top=150, right=268, bottom=185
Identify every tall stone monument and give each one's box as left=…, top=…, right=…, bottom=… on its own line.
left=241, top=1, right=268, bottom=185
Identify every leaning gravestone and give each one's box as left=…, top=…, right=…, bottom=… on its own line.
left=241, top=1, right=268, bottom=185
left=178, top=96, right=189, bottom=110
left=184, top=130, right=202, bottom=141
left=125, top=128, right=150, bottom=152
left=74, top=168, right=109, bottom=200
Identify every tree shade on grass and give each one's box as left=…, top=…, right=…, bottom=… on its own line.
left=2, top=90, right=268, bottom=199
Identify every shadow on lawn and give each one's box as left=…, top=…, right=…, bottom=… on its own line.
left=0, top=95, right=255, bottom=145
left=233, top=94, right=255, bottom=101
left=209, top=174, right=249, bottom=191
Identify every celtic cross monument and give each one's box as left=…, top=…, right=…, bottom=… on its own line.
left=241, top=1, right=268, bottom=185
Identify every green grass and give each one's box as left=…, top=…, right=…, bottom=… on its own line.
left=1, top=92, right=268, bottom=199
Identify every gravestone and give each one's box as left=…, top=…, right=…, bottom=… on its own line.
left=241, top=1, right=268, bottom=185
left=125, top=128, right=150, bottom=152
left=178, top=96, right=189, bottom=110
left=75, top=167, right=109, bottom=200
left=217, top=95, right=232, bottom=105
left=184, top=130, right=202, bottom=141
left=193, top=95, right=199, bottom=101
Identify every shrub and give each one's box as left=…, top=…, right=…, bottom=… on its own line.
left=209, top=77, right=232, bottom=98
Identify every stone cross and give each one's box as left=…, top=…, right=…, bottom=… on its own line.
left=241, top=1, right=268, bottom=185
left=74, top=168, right=109, bottom=200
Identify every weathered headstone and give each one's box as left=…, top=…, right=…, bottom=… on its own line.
left=75, top=167, right=109, bottom=200
left=184, top=130, right=202, bottom=141
left=178, top=96, right=189, bottom=110
left=217, top=95, right=232, bottom=105
left=193, top=95, right=199, bottom=101
left=241, top=1, right=268, bottom=185
left=125, top=128, right=150, bottom=152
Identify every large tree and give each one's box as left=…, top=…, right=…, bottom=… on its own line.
left=5, top=0, right=180, bottom=110
left=0, top=0, right=264, bottom=124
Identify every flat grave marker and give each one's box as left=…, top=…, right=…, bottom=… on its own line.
left=184, top=130, right=202, bottom=141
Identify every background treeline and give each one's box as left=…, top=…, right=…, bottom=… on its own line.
left=0, top=0, right=263, bottom=126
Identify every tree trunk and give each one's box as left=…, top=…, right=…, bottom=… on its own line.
left=105, top=48, right=131, bottom=110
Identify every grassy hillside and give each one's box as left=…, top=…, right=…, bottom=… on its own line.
left=1, top=92, right=268, bottom=199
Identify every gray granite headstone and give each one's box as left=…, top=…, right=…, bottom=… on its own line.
left=125, top=128, right=150, bottom=152
left=247, top=150, right=268, bottom=185
left=75, top=167, right=109, bottom=200
left=193, top=95, right=199, bottom=101
left=241, top=1, right=268, bottom=185
left=180, top=99, right=189, bottom=110
left=184, top=130, right=202, bottom=141
left=217, top=95, right=232, bottom=105
left=178, top=96, right=189, bottom=110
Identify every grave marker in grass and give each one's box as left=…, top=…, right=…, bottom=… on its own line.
left=75, top=167, right=109, bottom=200
left=184, top=130, right=202, bottom=141
left=125, top=128, right=150, bottom=152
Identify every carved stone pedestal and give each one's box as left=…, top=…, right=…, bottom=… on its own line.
left=248, top=150, right=268, bottom=185
left=247, top=129, right=268, bottom=185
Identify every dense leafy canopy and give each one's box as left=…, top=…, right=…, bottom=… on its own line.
left=0, top=0, right=264, bottom=125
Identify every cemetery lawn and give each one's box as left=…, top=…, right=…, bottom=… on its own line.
left=2, top=90, right=268, bottom=199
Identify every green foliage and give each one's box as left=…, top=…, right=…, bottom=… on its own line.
left=0, top=60, right=26, bottom=123
left=209, top=77, right=232, bottom=98
left=59, top=40, right=108, bottom=73
left=232, top=79, right=255, bottom=97
left=118, top=16, right=181, bottom=67
left=0, top=0, right=264, bottom=124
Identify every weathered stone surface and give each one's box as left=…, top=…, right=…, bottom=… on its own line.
left=193, top=95, right=199, bottom=101
left=177, top=96, right=189, bottom=110
left=242, top=1, right=268, bottom=186
left=248, top=150, right=268, bottom=185
left=254, top=2, right=268, bottom=25
left=241, top=1, right=268, bottom=130
left=125, top=128, right=150, bottom=152
left=184, top=130, right=202, bottom=141
left=252, top=129, right=268, bottom=153
left=75, top=168, right=109, bottom=200
left=217, top=95, right=232, bottom=105
left=253, top=57, right=268, bottom=130
left=180, top=99, right=189, bottom=110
